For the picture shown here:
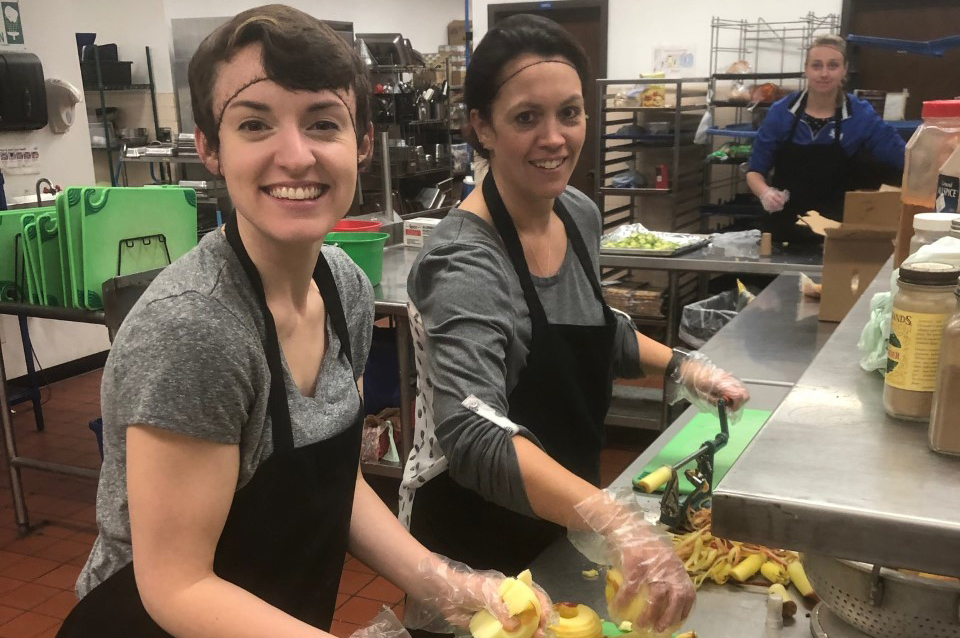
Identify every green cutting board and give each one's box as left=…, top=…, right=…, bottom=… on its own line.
left=80, top=187, right=198, bottom=309
left=635, top=409, right=772, bottom=494
left=36, top=210, right=67, bottom=307
left=58, top=187, right=100, bottom=309
left=0, top=209, right=35, bottom=302
left=20, top=215, right=42, bottom=305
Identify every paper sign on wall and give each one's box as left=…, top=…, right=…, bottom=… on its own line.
left=654, top=46, right=695, bottom=74
left=1, top=2, right=23, bottom=45
left=0, top=147, right=41, bottom=175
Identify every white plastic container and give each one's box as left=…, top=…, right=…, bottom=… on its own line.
left=936, top=144, right=960, bottom=213
left=909, top=212, right=960, bottom=255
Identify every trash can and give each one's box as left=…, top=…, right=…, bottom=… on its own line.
left=679, top=288, right=751, bottom=348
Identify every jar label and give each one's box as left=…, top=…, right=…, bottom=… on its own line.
left=886, top=309, right=950, bottom=391
left=937, top=173, right=959, bottom=212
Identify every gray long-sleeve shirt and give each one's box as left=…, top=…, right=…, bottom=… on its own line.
left=399, top=186, right=643, bottom=521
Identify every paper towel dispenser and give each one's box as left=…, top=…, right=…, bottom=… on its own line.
left=0, top=52, right=49, bottom=131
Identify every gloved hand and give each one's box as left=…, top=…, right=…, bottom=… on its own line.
left=760, top=187, right=789, bottom=213
left=403, top=553, right=555, bottom=638
left=667, top=351, right=750, bottom=423
left=572, top=490, right=695, bottom=637
left=348, top=606, right=410, bottom=638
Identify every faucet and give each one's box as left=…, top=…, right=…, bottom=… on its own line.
left=35, top=178, right=54, bottom=207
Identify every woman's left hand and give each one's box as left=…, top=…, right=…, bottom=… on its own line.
left=404, top=554, right=556, bottom=638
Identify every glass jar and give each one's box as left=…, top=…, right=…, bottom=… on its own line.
left=930, top=289, right=960, bottom=454
left=883, top=262, right=960, bottom=421
left=909, top=212, right=960, bottom=255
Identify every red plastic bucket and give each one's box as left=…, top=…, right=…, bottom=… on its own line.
left=333, top=219, right=382, bottom=232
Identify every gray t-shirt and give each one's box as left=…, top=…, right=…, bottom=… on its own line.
left=77, top=230, right=374, bottom=598
left=404, top=186, right=642, bottom=516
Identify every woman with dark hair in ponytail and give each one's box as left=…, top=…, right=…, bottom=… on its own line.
left=402, top=14, right=749, bottom=636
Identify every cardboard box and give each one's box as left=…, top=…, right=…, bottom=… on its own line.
left=404, top=217, right=442, bottom=247
left=447, top=20, right=466, bottom=46
left=811, top=189, right=900, bottom=322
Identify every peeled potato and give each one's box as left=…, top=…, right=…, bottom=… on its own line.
left=604, top=569, right=647, bottom=624
left=469, top=570, right=541, bottom=638
left=550, top=603, right=602, bottom=638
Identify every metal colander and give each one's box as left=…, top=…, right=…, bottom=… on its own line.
left=803, top=552, right=960, bottom=638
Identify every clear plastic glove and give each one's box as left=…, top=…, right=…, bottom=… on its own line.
left=349, top=606, right=411, bottom=638
left=668, top=351, right=750, bottom=424
left=571, top=489, right=695, bottom=637
left=760, top=187, right=789, bottom=213
left=403, top=553, right=556, bottom=638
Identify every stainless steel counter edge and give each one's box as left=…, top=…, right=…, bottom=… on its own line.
left=713, top=259, right=960, bottom=576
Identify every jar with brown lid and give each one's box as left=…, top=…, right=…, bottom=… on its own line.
left=930, top=287, right=960, bottom=453
left=883, top=262, right=960, bottom=421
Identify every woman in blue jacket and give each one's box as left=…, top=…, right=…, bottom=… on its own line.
left=746, top=34, right=905, bottom=241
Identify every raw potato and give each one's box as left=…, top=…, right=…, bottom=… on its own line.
left=768, top=584, right=798, bottom=618
left=730, top=554, right=764, bottom=582
left=550, top=603, right=602, bottom=638
left=787, top=561, right=818, bottom=601
left=469, top=570, right=542, bottom=638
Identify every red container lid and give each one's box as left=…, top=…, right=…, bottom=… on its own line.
left=921, top=100, right=960, bottom=119
left=333, top=219, right=382, bottom=232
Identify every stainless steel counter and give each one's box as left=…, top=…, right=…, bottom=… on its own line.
left=698, top=273, right=837, bottom=386
left=713, top=261, right=960, bottom=576
left=599, top=243, right=823, bottom=275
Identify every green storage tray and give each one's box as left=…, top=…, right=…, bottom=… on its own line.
left=36, top=209, right=67, bottom=307
left=79, top=187, right=197, bottom=309
left=0, top=209, right=34, bottom=302
left=20, top=215, right=42, bottom=305
left=634, top=409, right=772, bottom=495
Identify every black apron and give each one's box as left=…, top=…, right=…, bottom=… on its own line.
left=57, top=221, right=362, bottom=637
left=767, top=93, right=848, bottom=243
left=409, top=170, right=618, bottom=576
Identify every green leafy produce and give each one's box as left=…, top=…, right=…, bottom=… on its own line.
left=603, top=231, right=681, bottom=251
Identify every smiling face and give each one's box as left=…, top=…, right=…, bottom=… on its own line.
left=805, top=45, right=847, bottom=98
left=196, top=44, right=370, bottom=246
left=472, top=54, right=586, bottom=202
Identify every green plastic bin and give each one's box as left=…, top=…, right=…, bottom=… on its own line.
left=323, top=232, right=389, bottom=286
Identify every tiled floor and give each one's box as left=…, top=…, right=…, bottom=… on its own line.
left=0, top=369, right=641, bottom=637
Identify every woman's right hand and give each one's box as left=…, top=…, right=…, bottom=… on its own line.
left=574, top=491, right=695, bottom=636
left=760, top=187, right=788, bottom=212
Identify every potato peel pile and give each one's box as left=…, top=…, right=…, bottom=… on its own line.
left=668, top=509, right=800, bottom=589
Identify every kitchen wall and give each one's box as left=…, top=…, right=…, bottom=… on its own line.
left=0, top=0, right=110, bottom=379
left=471, top=0, right=844, bottom=78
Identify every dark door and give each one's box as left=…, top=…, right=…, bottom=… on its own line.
left=488, top=1, right=608, bottom=199
left=842, top=0, right=960, bottom=120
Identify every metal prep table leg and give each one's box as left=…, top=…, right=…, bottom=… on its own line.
left=395, top=315, right=414, bottom=464
left=0, top=336, right=30, bottom=533
left=17, top=316, right=44, bottom=431
left=666, top=271, right=679, bottom=347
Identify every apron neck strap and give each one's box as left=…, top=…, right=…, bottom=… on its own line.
left=789, top=92, right=843, bottom=145
left=481, top=171, right=608, bottom=328
left=225, top=216, right=353, bottom=453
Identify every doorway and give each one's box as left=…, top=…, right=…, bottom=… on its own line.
left=487, top=0, right=609, bottom=199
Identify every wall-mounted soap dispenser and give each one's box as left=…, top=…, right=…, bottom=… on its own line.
left=0, top=52, right=48, bottom=131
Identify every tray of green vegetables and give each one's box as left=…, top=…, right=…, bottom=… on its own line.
left=600, top=223, right=710, bottom=257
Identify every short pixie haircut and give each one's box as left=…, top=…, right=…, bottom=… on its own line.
left=188, top=4, right=371, bottom=151
left=464, top=14, right=590, bottom=158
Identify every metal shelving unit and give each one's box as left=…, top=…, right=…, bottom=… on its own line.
left=701, top=14, right=840, bottom=231
left=85, top=46, right=163, bottom=187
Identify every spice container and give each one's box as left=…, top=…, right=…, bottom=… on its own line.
left=930, top=286, right=960, bottom=454
left=883, top=262, right=960, bottom=421
left=908, top=212, right=960, bottom=255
